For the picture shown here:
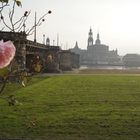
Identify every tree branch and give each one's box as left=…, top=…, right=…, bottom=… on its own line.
left=10, top=0, right=16, bottom=31
left=0, top=27, right=5, bottom=31
left=15, top=17, right=24, bottom=31
left=0, top=2, right=8, bottom=12
left=36, top=12, right=49, bottom=26
left=14, top=16, right=23, bottom=26
left=27, top=11, right=50, bottom=36
left=16, top=11, right=30, bottom=32
left=0, top=13, right=13, bottom=31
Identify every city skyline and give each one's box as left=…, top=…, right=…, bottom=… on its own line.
left=7, top=0, right=140, bottom=55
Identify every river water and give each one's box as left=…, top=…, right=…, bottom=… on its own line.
left=80, top=65, right=140, bottom=70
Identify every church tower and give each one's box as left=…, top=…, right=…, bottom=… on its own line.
left=95, top=33, right=101, bottom=45
left=87, top=27, right=94, bottom=47
left=74, top=41, right=79, bottom=49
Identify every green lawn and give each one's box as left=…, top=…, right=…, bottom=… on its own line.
left=0, top=75, right=140, bottom=140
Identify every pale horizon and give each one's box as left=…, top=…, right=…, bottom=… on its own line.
left=4, top=0, right=140, bottom=56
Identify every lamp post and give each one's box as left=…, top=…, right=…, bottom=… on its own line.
left=43, top=34, right=45, bottom=44
left=34, top=12, right=37, bottom=43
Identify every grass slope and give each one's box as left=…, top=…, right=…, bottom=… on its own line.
left=0, top=75, right=140, bottom=140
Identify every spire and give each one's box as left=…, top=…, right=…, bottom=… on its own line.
left=57, top=33, right=59, bottom=46
left=115, top=48, right=118, bottom=54
left=95, top=33, right=101, bottom=45
left=89, top=27, right=93, bottom=36
left=87, top=27, right=94, bottom=47
left=97, top=33, right=99, bottom=40
left=75, top=41, right=79, bottom=49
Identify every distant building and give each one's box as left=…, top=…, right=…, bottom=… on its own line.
left=59, top=50, right=80, bottom=70
left=70, top=41, right=86, bottom=64
left=70, top=28, right=120, bottom=66
left=123, top=54, right=140, bottom=67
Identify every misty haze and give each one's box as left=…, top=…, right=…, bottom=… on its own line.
left=1, top=0, right=140, bottom=140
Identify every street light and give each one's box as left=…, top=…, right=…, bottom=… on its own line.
left=43, top=34, right=45, bottom=44
left=34, top=10, right=52, bottom=43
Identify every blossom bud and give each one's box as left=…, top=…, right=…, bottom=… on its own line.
left=24, top=11, right=28, bottom=17
left=48, top=10, right=52, bottom=14
left=1, top=16, right=4, bottom=20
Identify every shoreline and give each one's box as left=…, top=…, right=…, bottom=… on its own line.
left=61, top=69, right=140, bottom=75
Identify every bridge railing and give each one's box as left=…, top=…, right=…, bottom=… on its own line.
left=26, top=40, right=60, bottom=51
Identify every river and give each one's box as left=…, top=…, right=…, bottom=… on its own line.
left=80, top=65, right=140, bottom=70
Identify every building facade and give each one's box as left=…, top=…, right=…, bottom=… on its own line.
left=123, top=54, right=140, bottom=67
left=70, top=28, right=121, bottom=66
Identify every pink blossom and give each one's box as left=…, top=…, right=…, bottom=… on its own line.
left=0, top=40, right=16, bottom=69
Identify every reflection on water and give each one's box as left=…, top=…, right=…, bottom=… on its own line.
left=80, top=65, right=140, bottom=70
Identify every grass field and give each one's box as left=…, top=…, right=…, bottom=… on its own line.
left=1, top=74, right=140, bottom=140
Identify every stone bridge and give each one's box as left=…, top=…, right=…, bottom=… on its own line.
left=0, top=31, right=79, bottom=73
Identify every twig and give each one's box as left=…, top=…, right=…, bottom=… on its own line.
left=10, top=0, right=16, bottom=31
left=0, top=3, right=8, bottom=13
left=0, top=27, right=5, bottom=31
left=14, top=16, right=24, bottom=26
left=0, top=13, right=13, bottom=31
left=36, top=12, right=49, bottom=26
left=15, top=17, right=24, bottom=31
left=27, top=11, right=49, bottom=35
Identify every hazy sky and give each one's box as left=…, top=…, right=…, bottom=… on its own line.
left=10, top=0, right=140, bottom=55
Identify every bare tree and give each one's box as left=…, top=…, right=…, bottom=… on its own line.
left=26, top=10, right=52, bottom=36
left=0, top=0, right=51, bottom=36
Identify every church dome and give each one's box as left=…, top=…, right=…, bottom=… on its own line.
left=95, top=33, right=101, bottom=45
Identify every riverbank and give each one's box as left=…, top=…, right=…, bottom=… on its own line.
left=62, top=66, right=140, bottom=75
left=78, top=68, right=140, bottom=74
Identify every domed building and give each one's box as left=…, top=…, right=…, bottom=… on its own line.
left=70, top=28, right=120, bottom=65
